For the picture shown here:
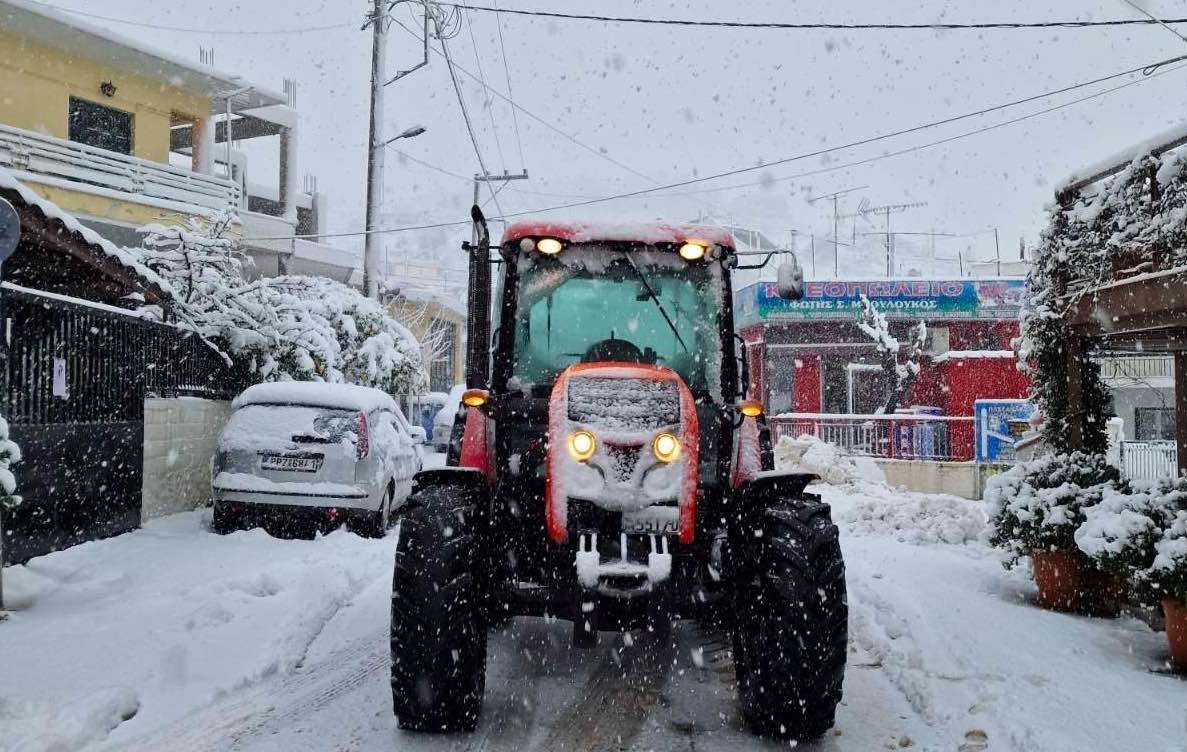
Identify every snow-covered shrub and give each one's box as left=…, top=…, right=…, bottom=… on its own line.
left=856, top=295, right=926, bottom=414
left=1075, top=479, right=1186, bottom=596
left=0, top=415, right=20, bottom=511
left=985, top=451, right=1120, bottom=564
left=133, top=218, right=425, bottom=395
left=773, top=434, right=885, bottom=485
left=1146, top=511, right=1187, bottom=606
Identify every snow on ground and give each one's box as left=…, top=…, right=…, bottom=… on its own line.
left=1, top=456, right=1185, bottom=751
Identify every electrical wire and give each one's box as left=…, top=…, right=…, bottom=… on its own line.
left=492, top=0, right=527, bottom=169
left=246, top=56, right=1185, bottom=241
left=391, top=16, right=655, bottom=185
left=463, top=7, right=508, bottom=168
left=444, top=3, right=1187, bottom=31
left=1119, top=0, right=1187, bottom=46
left=245, top=48, right=1187, bottom=242
left=386, top=145, right=473, bottom=181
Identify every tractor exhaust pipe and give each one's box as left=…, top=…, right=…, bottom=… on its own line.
left=465, top=205, right=492, bottom=389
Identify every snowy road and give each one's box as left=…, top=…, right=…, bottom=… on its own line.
left=2, top=482, right=1185, bottom=752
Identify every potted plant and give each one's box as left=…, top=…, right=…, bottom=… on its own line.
left=986, top=451, right=1120, bottom=613
left=1142, top=509, right=1187, bottom=670
left=1076, top=479, right=1185, bottom=617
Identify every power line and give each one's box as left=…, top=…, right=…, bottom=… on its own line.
left=491, top=0, right=527, bottom=169
left=387, top=145, right=473, bottom=181
left=244, top=50, right=1187, bottom=242
left=463, top=7, right=508, bottom=168
left=391, top=15, right=655, bottom=186
left=1119, top=0, right=1187, bottom=46
left=23, top=0, right=354, bottom=35
left=445, top=3, right=1187, bottom=31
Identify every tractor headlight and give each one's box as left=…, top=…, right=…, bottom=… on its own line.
left=652, top=432, right=681, bottom=463
left=568, top=430, right=596, bottom=461
left=678, top=241, right=707, bottom=261
left=536, top=237, right=564, bottom=255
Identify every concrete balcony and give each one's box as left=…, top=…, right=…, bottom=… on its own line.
left=0, top=122, right=240, bottom=215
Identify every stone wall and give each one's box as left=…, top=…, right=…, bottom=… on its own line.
left=142, top=397, right=232, bottom=521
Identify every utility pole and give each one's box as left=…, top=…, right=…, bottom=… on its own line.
left=993, top=227, right=1002, bottom=276
left=472, top=171, right=529, bottom=244
left=810, top=234, right=816, bottom=278
left=362, top=0, right=388, bottom=299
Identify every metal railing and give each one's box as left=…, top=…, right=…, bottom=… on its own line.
left=768, top=413, right=976, bottom=461
left=1121, top=440, right=1178, bottom=482
left=0, top=122, right=241, bottom=212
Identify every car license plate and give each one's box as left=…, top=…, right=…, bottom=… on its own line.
left=622, top=506, right=679, bottom=535
left=260, top=454, right=320, bottom=472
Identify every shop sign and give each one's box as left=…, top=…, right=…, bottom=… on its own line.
left=736, top=278, right=1026, bottom=323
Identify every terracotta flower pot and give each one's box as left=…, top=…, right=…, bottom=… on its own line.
left=1031, top=550, right=1084, bottom=613
left=1079, top=567, right=1126, bottom=618
left=1162, top=600, right=1187, bottom=671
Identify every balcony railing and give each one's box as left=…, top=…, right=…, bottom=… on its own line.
left=1096, top=354, right=1174, bottom=384
left=769, top=413, right=976, bottom=461
left=0, top=122, right=240, bottom=213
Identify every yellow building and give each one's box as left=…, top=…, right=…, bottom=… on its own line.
left=386, top=287, right=466, bottom=394
left=0, top=0, right=331, bottom=277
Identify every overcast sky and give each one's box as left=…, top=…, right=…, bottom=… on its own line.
left=39, top=0, right=1187, bottom=285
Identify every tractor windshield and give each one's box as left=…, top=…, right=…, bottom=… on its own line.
left=510, top=246, right=724, bottom=397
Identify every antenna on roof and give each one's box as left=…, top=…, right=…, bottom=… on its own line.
left=283, top=78, right=297, bottom=108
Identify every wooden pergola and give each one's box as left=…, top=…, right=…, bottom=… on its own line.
left=1056, top=130, right=1187, bottom=476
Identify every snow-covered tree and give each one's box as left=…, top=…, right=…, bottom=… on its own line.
left=131, top=217, right=426, bottom=395
left=856, top=294, right=927, bottom=413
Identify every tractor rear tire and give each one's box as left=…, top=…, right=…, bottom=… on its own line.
left=731, top=498, right=847, bottom=741
left=390, top=474, right=488, bottom=732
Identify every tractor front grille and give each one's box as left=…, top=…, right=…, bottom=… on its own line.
left=604, top=443, right=642, bottom=482
left=566, top=377, right=679, bottom=432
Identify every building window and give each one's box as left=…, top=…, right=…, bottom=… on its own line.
left=765, top=351, right=795, bottom=415
left=1135, top=407, right=1176, bottom=441
left=428, top=318, right=456, bottom=393
left=68, top=97, right=133, bottom=154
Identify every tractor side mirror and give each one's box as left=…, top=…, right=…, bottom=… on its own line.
left=775, top=255, right=804, bottom=300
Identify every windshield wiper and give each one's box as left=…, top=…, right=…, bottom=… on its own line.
left=621, top=253, right=689, bottom=353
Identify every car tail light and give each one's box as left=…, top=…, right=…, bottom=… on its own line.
left=356, top=411, right=370, bottom=459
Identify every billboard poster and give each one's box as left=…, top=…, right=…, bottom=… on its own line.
left=735, top=278, right=1025, bottom=324
left=975, top=399, right=1035, bottom=463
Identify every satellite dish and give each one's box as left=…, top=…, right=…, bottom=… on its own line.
left=0, top=197, right=18, bottom=264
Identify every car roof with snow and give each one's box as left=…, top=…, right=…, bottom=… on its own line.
left=232, top=382, right=398, bottom=413
left=501, top=220, right=737, bottom=250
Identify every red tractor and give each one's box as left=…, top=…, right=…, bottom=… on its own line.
left=390, top=208, right=847, bottom=740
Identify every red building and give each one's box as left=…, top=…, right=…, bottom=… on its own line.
left=734, top=279, right=1030, bottom=456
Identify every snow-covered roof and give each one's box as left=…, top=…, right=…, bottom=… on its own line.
left=0, top=0, right=287, bottom=113
left=1057, top=120, right=1187, bottom=194
left=0, top=165, right=171, bottom=300
left=502, top=220, right=737, bottom=249
left=232, top=382, right=398, bottom=414
left=389, top=283, right=467, bottom=318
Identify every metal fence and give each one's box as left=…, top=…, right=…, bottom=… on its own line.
left=768, top=413, right=976, bottom=461
left=1121, top=440, right=1178, bottom=482
left=1, top=285, right=248, bottom=563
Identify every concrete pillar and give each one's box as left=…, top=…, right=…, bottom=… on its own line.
left=1175, top=351, right=1187, bottom=477
left=192, top=116, right=214, bottom=175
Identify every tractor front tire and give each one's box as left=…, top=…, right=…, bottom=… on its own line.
left=390, top=472, right=488, bottom=732
left=732, top=497, right=847, bottom=741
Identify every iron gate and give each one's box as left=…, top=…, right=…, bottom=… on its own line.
left=1, top=286, right=246, bottom=563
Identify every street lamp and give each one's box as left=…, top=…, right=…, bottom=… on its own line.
left=382, top=125, right=426, bottom=147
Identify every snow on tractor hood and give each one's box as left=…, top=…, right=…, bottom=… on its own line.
left=502, top=220, right=737, bottom=250
left=545, top=362, right=699, bottom=545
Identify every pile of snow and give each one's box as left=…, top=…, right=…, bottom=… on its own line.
left=773, top=434, right=885, bottom=485
left=835, top=484, right=986, bottom=545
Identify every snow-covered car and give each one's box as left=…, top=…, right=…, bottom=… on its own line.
left=432, top=384, right=467, bottom=451
left=210, top=382, right=422, bottom=537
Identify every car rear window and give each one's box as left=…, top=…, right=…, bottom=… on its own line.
left=220, top=405, right=358, bottom=451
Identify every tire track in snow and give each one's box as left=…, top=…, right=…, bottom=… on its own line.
left=108, top=636, right=387, bottom=752
left=533, top=628, right=675, bottom=752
